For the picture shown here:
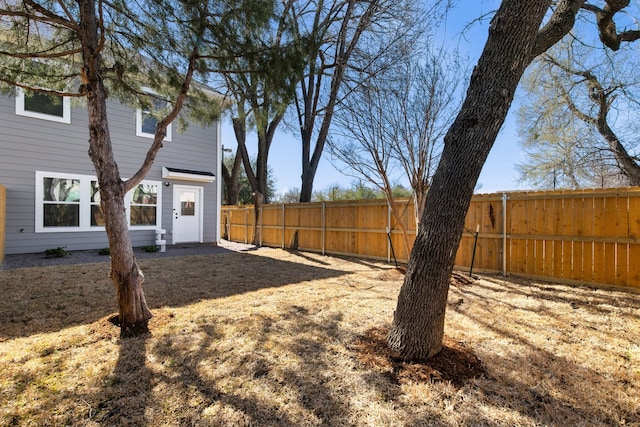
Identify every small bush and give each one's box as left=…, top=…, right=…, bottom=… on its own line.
left=98, top=247, right=110, bottom=256
left=142, top=245, right=159, bottom=253
left=44, top=247, right=70, bottom=258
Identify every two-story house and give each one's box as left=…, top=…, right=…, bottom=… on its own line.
left=0, top=88, right=223, bottom=256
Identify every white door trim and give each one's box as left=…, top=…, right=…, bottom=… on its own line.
left=172, top=184, right=204, bottom=244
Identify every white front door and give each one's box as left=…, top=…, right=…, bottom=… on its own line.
left=173, top=185, right=203, bottom=243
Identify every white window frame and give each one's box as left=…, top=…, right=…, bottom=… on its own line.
left=135, top=88, right=172, bottom=141
left=16, top=88, right=71, bottom=124
left=125, top=182, right=162, bottom=230
left=35, top=171, right=162, bottom=232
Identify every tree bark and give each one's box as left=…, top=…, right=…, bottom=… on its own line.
left=222, top=151, right=242, bottom=205
left=79, top=0, right=152, bottom=337
left=597, top=120, right=640, bottom=185
left=588, top=76, right=640, bottom=184
left=413, top=189, right=427, bottom=231
left=233, top=112, right=282, bottom=245
left=387, top=0, right=559, bottom=360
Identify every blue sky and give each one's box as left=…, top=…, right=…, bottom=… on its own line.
left=220, top=1, right=527, bottom=196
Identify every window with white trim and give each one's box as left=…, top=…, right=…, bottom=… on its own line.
left=42, top=176, right=80, bottom=228
left=35, top=171, right=162, bottom=232
left=16, top=88, right=71, bottom=124
left=129, top=183, right=159, bottom=226
left=90, top=180, right=105, bottom=227
left=136, top=94, right=172, bottom=141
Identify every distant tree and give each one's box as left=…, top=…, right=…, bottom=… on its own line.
left=517, top=38, right=640, bottom=188
left=290, top=0, right=429, bottom=202
left=342, top=181, right=380, bottom=200
left=0, top=0, right=226, bottom=336
left=388, top=0, right=640, bottom=360
left=390, top=185, right=414, bottom=199
left=277, top=187, right=302, bottom=203
left=312, top=185, right=342, bottom=202
left=223, top=156, right=277, bottom=205
left=311, top=182, right=411, bottom=201
left=330, top=46, right=464, bottom=255
left=212, top=0, right=310, bottom=243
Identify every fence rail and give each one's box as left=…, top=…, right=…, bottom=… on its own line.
left=221, top=187, right=640, bottom=290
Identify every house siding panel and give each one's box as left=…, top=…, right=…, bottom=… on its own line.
left=0, top=184, right=5, bottom=264
left=0, top=93, right=219, bottom=255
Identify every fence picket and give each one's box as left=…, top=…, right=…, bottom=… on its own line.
left=221, top=188, right=640, bottom=290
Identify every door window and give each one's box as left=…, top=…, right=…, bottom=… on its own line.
left=180, top=191, right=196, bottom=216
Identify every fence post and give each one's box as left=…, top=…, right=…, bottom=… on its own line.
left=387, top=202, right=391, bottom=263
left=244, top=207, right=248, bottom=244
left=502, top=192, right=508, bottom=276
left=282, top=204, right=285, bottom=249
left=260, top=206, right=263, bottom=246
left=322, top=202, right=326, bottom=255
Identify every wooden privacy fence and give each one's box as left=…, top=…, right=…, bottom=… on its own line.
left=221, top=187, right=640, bottom=290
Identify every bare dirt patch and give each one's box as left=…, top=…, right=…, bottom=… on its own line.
left=1, top=247, right=639, bottom=426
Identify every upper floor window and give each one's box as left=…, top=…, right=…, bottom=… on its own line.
left=136, top=92, right=172, bottom=141
left=16, top=88, right=71, bottom=124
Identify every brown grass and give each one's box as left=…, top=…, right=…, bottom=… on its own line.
left=0, top=248, right=639, bottom=426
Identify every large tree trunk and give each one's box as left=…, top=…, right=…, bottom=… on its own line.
left=299, top=126, right=324, bottom=203
left=387, top=0, right=559, bottom=359
left=222, top=152, right=242, bottom=205
left=599, top=122, right=640, bottom=185
left=101, top=185, right=152, bottom=337
left=297, top=1, right=377, bottom=203
left=232, top=116, right=272, bottom=245
left=79, top=0, right=152, bottom=337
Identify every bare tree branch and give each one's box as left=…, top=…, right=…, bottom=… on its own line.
left=534, top=0, right=585, bottom=56
left=582, top=0, right=640, bottom=50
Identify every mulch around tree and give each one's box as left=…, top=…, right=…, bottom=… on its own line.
left=353, top=272, right=485, bottom=388
left=352, top=327, right=485, bottom=388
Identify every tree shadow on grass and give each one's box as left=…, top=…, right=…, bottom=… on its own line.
left=477, top=274, right=639, bottom=314
left=86, top=305, right=372, bottom=425
left=4, top=332, right=154, bottom=426
left=461, top=320, right=638, bottom=425
left=441, top=279, right=640, bottom=425
left=344, top=272, right=640, bottom=426
left=351, top=321, right=638, bottom=426
left=91, top=335, right=152, bottom=426
left=283, top=249, right=334, bottom=266
left=0, top=251, right=350, bottom=338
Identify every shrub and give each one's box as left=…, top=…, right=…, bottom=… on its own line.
left=44, top=247, right=70, bottom=258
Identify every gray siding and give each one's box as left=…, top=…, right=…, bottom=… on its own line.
left=0, top=93, right=219, bottom=254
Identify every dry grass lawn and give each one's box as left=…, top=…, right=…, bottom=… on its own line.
left=0, top=247, right=639, bottom=426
